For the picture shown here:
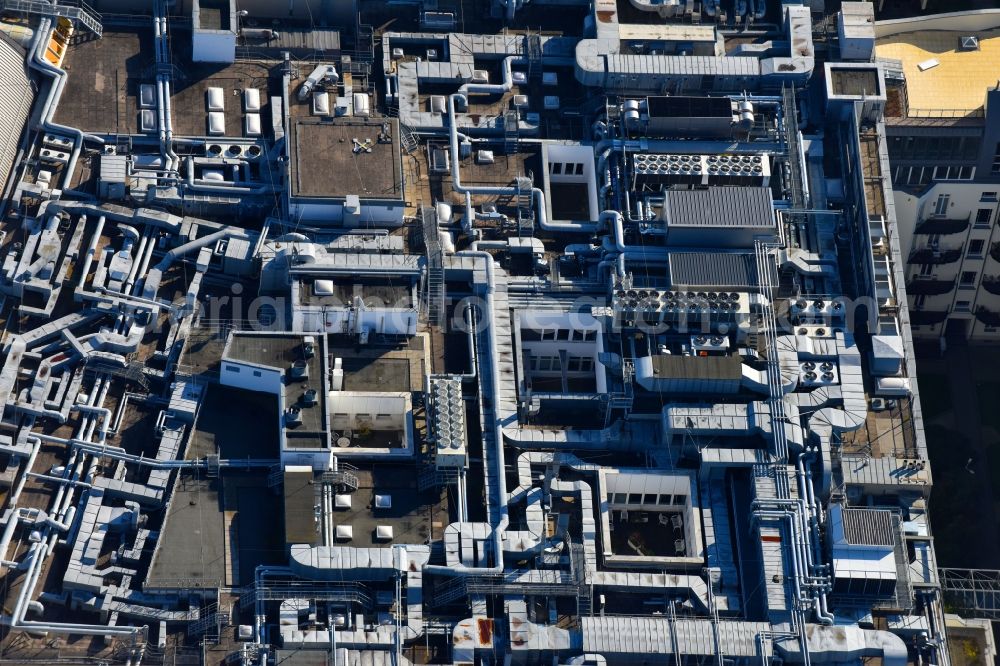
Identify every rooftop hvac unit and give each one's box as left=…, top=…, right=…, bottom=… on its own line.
left=800, top=361, right=839, bottom=386
left=690, top=334, right=730, bottom=352
left=39, top=149, right=69, bottom=165
left=302, top=388, right=318, bottom=407
left=430, top=148, right=450, bottom=173
left=795, top=325, right=835, bottom=338
left=286, top=406, right=303, bottom=427
left=290, top=360, right=309, bottom=381
left=43, top=134, right=73, bottom=150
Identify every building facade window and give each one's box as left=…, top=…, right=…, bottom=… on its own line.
left=933, top=194, right=950, bottom=216
left=960, top=271, right=978, bottom=286
left=969, top=239, right=985, bottom=255
left=981, top=192, right=998, bottom=203
left=975, top=209, right=993, bottom=227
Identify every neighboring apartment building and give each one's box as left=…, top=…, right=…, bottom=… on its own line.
left=877, top=12, right=1000, bottom=341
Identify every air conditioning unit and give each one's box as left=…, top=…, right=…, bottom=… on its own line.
left=39, top=149, right=69, bottom=165
left=870, top=397, right=887, bottom=412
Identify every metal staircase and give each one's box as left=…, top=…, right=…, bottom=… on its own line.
left=84, top=358, right=151, bottom=391
left=422, top=207, right=446, bottom=327
left=319, top=466, right=360, bottom=492
left=417, top=464, right=460, bottom=491
left=432, top=576, right=469, bottom=606
left=604, top=359, right=634, bottom=427
left=240, top=581, right=373, bottom=610
left=503, top=110, right=519, bottom=155
left=398, top=121, right=419, bottom=154
left=188, top=602, right=227, bottom=643
left=267, top=464, right=359, bottom=492
left=514, top=176, right=533, bottom=235
left=525, top=33, right=543, bottom=80
left=0, top=0, right=103, bottom=37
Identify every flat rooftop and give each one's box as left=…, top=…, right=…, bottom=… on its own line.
left=875, top=28, right=1000, bottom=116
left=55, top=27, right=277, bottom=138
left=325, top=464, right=447, bottom=547
left=649, top=354, right=744, bottom=381
left=829, top=67, right=881, bottom=97
left=225, top=333, right=328, bottom=449
left=328, top=335, right=427, bottom=393
left=285, top=469, right=321, bottom=546
left=189, top=384, right=279, bottom=460
left=146, top=476, right=226, bottom=589
left=289, top=117, right=402, bottom=200
left=299, top=278, right=414, bottom=308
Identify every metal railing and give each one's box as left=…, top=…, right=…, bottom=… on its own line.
left=0, top=0, right=102, bottom=36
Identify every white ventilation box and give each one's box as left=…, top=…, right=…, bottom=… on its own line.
left=244, top=88, right=261, bottom=112
left=207, top=112, right=226, bottom=135
left=206, top=86, right=225, bottom=111
left=139, top=83, right=156, bottom=108
left=352, top=93, right=370, bottom=117
left=312, top=91, right=331, bottom=116
left=335, top=525, right=353, bottom=540
left=375, top=525, right=393, bottom=541
left=140, top=109, right=157, bottom=133
left=244, top=113, right=262, bottom=137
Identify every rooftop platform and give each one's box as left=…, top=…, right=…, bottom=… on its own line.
left=298, top=277, right=414, bottom=308
left=55, top=27, right=278, bottom=138
left=328, top=334, right=427, bottom=393
left=189, top=384, right=280, bottom=460
left=324, top=464, right=446, bottom=547
left=289, top=117, right=402, bottom=200
left=146, top=476, right=226, bottom=590
left=875, top=28, right=1000, bottom=117
left=224, top=332, right=328, bottom=449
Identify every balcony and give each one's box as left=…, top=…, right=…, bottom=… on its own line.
left=908, top=310, right=948, bottom=325
left=905, top=277, right=955, bottom=296
left=975, top=307, right=1000, bottom=327
left=982, top=276, right=1000, bottom=296
left=991, top=242, right=1000, bottom=263
left=913, top=215, right=970, bottom=236
left=908, top=247, right=962, bottom=265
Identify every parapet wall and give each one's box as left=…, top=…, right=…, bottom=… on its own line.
left=875, top=9, right=1000, bottom=38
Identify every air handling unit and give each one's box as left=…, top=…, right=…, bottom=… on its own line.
left=625, top=96, right=751, bottom=138
left=633, top=153, right=770, bottom=189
